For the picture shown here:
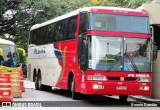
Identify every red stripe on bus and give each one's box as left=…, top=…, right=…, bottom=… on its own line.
left=87, top=30, right=151, bottom=38
left=89, top=8, right=148, bottom=16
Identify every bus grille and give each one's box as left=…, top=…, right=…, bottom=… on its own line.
left=108, top=77, right=137, bottom=81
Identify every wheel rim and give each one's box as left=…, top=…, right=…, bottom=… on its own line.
left=35, top=76, right=39, bottom=88
left=71, top=81, right=74, bottom=92
left=38, top=77, right=41, bottom=88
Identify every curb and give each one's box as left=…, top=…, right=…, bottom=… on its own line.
left=129, top=96, right=160, bottom=106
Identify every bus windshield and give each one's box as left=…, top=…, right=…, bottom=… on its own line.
left=0, top=44, right=20, bottom=67
left=88, top=36, right=151, bottom=72
left=89, top=13, right=150, bottom=34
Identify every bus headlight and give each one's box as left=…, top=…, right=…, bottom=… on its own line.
left=138, top=78, right=151, bottom=82
left=139, top=86, right=149, bottom=90
left=87, top=75, right=107, bottom=81
left=93, top=84, right=104, bottom=89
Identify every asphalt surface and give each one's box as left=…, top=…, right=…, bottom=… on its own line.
left=0, top=80, right=159, bottom=110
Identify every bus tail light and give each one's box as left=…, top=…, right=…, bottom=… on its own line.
left=87, top=75, right=107, bottom=81
left=138, top=78, right=151, bottom=82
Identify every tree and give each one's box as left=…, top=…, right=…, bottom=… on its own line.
left=0, top=0, right=21, bottom=37
left=88, top=0, right=151, bottom=8
left=0, top=0, right=152, bottom=53
left=0, top=0, right=89, bottom=50
left=124, top=0, right=151, bottom=8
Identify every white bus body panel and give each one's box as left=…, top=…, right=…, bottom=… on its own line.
left=27, top=44, right=62, bottom=86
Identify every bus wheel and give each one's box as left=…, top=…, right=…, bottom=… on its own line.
left=35, top=73, right=42, bottom=90
left=119, top=95, right=128, bottom=102
left=71, top=76, right=80, bottom=100
left=35, top=74, right=40, bottom=90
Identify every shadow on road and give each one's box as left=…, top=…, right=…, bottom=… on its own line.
left=46, top=89, right=133, bottom=107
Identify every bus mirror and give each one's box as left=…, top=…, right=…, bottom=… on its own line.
left=152, top=42, right=158, bottom=61
left=17, top=48, right=26, bottom=57
left=0, top=48, right=3, bottom=56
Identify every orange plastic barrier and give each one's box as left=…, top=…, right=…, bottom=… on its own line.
left=0, top=73, right=12, bottom=103
left=10, top=72, right=22, bottom=98
left=19, top=70, right=25, bottom=92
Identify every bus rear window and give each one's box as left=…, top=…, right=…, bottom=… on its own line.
left=89, top=13, right=150, bottom=34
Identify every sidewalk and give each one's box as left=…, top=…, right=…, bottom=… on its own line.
left=23, top=80, right=35, bottom=89
left=129, top=95, right=160, bottom=106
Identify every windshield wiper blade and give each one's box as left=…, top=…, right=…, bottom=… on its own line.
left=107, top=61, right=117, bottom=72
left=124, top=53, right=139, bottom=73
left=107, top=55, right=121, bottom=72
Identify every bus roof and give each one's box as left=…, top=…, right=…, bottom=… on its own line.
left=30, top=6, right=148, bottom=31
left=0, top=38, right=15, bottom=45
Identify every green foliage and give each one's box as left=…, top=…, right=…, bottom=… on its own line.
left=19, top=53, right=26, bottom=63
left=87, top=0, right=151, bottom=8
left=0, top=0, right=152, bottom=63
left=124, top=0, right=151, bottom=8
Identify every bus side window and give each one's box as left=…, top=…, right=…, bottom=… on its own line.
left=48, top=24, right=55, bottom=43
left=79, top=12, right=88, bottom=34
left=67, top=16, right=77, bottom=40
left=43, top=26, right=48, bottom=44
left=78, top=12, right=88, bottom=71
left=58, top=21, right=63, bottom=41
left=54, top=22, right=60, bottom=42
left=61, top=19, right=68, bottom=40
left=78, top=35, right=88, bottom=71
left=31, top=28, right=41, bottom=45
left=38, top=27, right=44, bottom=45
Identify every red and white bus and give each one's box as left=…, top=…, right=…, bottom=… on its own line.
left=27, top=7, right=157, bottom=101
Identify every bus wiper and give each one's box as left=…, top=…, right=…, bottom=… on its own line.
left=107, top=53, right=139, bottom=73
left=107, top=60, right=118, bottom=72
left=107, top=53, right=121, bottom=72
left=124, top=53, right=139, bottom=73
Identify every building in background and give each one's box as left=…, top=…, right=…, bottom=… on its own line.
left=137, top=0, right=160, bottom=99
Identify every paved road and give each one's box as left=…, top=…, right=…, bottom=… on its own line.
left=1, top=80, right=159, bottom=110
left=14, top=80, right=136, bottom=102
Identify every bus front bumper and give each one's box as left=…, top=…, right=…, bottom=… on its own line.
left=81, top=81, right=151, bottom=96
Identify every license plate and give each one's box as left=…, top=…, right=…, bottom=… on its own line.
left=116, top=86, right=127, bottom=90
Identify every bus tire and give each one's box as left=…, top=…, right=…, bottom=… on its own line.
left=33, top=69, right=37, bottom=82
left=35, top=72, right=42, bottom=90
left=71, top=76, right=80, bottom=100
left=119, top=95, right=128, bottom=102
left=35, top=74, right=39, bottom=90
